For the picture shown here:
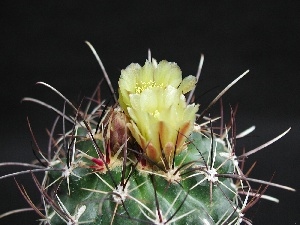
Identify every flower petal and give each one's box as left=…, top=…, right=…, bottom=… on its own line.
left=154, top=61, right=182, bottom=88
left=179, top=75, right=197, bottom=94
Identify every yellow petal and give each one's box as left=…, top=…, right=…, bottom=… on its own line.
left=179, top=75, right=197, bottom=94
left=139, top=61, right=155, bottom=85
left=140, top=88, right=159, bottom=114
left=154, top=61, right=182, bottom=88
left=119, top=63, right=140, bottom=92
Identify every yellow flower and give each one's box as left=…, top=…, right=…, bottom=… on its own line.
left=118, top=59, right=199, bottom=168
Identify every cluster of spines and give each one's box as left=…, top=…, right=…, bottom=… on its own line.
left=6, top=96, right=278, bottom=224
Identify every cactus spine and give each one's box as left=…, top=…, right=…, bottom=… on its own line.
left=0, top=43, right=295, bottom=225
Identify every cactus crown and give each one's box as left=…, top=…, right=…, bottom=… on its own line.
left=0, top=43, right=295, bottom=225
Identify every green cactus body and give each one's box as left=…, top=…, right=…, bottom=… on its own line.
left=46, top=121, right=240, bottom=225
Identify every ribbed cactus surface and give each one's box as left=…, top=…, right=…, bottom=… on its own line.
left=46, top=120, right=239, bottom=225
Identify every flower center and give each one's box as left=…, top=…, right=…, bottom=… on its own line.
left=135, top=81, right=164, bottom=94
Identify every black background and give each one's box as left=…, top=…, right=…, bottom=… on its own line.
left=0, top=1, right=299, bottom=224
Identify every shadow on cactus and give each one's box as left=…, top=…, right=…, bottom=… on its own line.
left=0, top=41, right=295, bottom=225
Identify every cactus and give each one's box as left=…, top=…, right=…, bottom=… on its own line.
left=0, top=42, right=295, bottom=225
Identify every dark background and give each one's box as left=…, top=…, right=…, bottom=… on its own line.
left=0, top=1, right=299, bottom=224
